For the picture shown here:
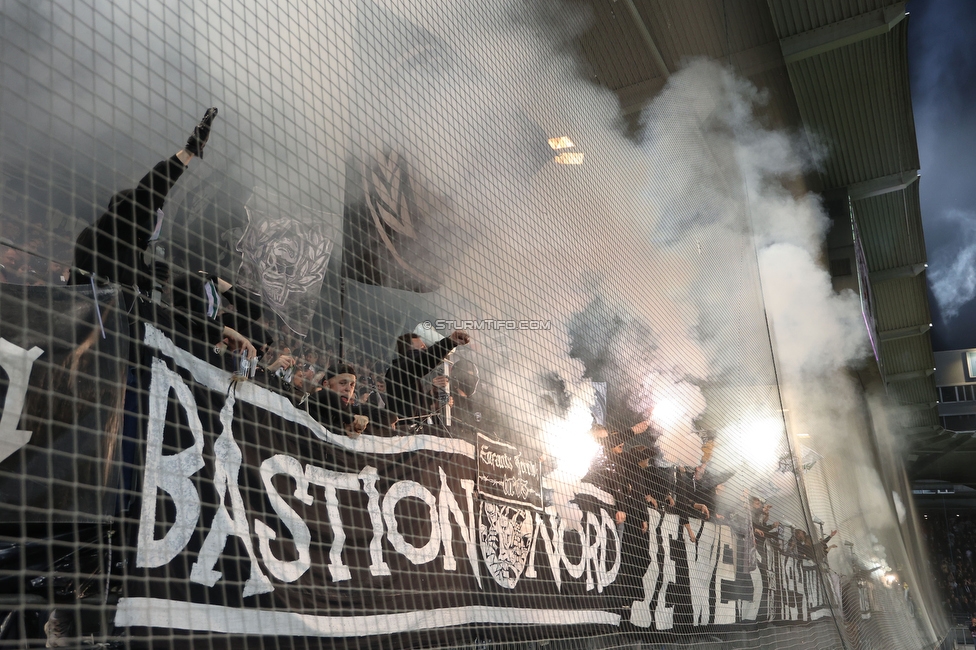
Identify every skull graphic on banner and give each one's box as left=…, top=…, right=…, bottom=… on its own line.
left=479, top=501, right=534, bottom=589
left=236, top=188, right=337, bottom=336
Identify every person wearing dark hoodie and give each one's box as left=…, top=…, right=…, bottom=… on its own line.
left=167, top=271, right=256, bottom=361
left=443, top=357, right=482, bottom=440
left=72, top=108, right=218, bottom=295
left=213, top=276, right=273, bottom=354
left=68, top=107, right=255, bottom=365
left=384, top=329, right=470, bottom=423
left=308, top=363, right=368, bottom=438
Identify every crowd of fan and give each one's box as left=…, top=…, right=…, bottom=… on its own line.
left=589, top=425, right=839, bottom=568
left=2, top=108, right=844, bottom=570
left=0, top=108, right=480, bottom=448
left=921, top=513, right=976, bottom=615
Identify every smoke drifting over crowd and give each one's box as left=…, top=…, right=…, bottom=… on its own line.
left=0, top=0, right=923, bottom=596
left=0, top=0, right=870, bottom=475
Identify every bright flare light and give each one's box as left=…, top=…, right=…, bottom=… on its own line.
left=730, top=417, right=784, bottom=471
left=544, top=402, right=602, bottom=480
left=651, top=398, right=684, bottom=430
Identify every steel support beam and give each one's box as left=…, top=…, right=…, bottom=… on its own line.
left=779, top=2, right=907, bottom=64
left=870, top=262, right=927, bottom=284
left=900, top=401, right=938, bottom=411
left=886, top=368, right=936, bottom=383
left=878, top=323, right=932, bottom=342
left=906, top=428, right=946, bottom=445
left=618, top=78, right=667, bottom=116
left=620, top=0, right=669, bottom=81
left=618, top=40, right=786, bottom=115
left=911, top=435, right=974, bottom=475
left=848, top=169, right=920, bottom=200
left=730, top=42, right=786, bottom=78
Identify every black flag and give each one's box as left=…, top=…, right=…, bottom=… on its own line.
left=236, top=187, right=337, bottom=336
left=341, top=150, right=441, bottom=292
left=0, top=285, right=127, bottom=521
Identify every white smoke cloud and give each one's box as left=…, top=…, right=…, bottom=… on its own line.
left=1, top=0, right=917, bottom=595
left=759, top=243, right=868, bottom=375
left=892, top=490, right=907, bottom=525
left=929, top=208, right=976, bottom=319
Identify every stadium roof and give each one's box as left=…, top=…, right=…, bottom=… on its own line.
left=578, top=0, right=955, bottom=475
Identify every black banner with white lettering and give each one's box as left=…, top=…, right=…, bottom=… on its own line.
left=0, top=284, right=127, bottom=522
left=476, top=432, right=543, bottom=510
left=111, top=325, right=834, bottom=645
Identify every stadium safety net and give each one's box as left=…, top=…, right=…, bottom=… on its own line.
left=0, top=0, right=951, bottom=648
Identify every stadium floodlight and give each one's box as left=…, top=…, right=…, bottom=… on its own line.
left=554, top=152, right=584, bottom=165
left=547, top=136, right=575, bottom=150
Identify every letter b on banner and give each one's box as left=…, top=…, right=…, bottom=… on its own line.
left=136, top=359, right=206, bottom=568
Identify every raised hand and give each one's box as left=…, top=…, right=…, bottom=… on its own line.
left=185, top=107, right=218, bottom=159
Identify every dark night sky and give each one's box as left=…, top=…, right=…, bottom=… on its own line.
left=907, top=0, right=976, bottom=351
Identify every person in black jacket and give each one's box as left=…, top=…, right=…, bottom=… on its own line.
left=306, top=363, right=368, bottom=438
left=384, top=329, right=470, bottom=423
left=72, top=108, right=218, bottom=293
left=673, top=467, right=711, bottom=544
left=214, top=276, right=273, bottom=353
left=168, top=271, right=256, bottom=360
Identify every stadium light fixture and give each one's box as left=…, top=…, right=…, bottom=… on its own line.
left=554, top=152, right=584, bottom=165
left=547, top=136, right=575, bottom=150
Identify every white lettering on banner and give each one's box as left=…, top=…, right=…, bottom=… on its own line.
left=136, top=359, right=205, bottom=568
left=782, top=554, right=806, bottom=621
left=383, top=480, right=442, bottom=565
left=804, top=566, right=816, bottom=615
left=0, top=338, right=43, bottom=463
left=254, top=455, right=314, bottom=583
left=189, top=395, right=273, bottom=596
left=685, top=519, right=720, bottom=626
left=123, top=327, right=840, bottom=636
left=556, top=512, right=587, bottom=581
left=135, top=358, right=625, bottom=597
left=359, top=466, right=391, bottom=576
left=806, top=562, right=831, bottom=620
left=583, top=512, right=600, bottom=591
left=478, top=446, right=538, bottom=478
left=596, top=509, right=621, bottom=592
left=655, top=513, right=679, bottom=630
left=526, top=513, right=562, bottom=589
left=630, top=507, right=662, bottom=627
left=304, top=465, right=360, bottom=582
left=438, top=468, right=480, bottom=586
left=714, top=524, right=737, bottom=625
left=740, top=566, right=762, bottom=621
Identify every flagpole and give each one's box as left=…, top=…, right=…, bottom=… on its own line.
left=338, top=275, right=346, bottom=361
left=443, top=349, right=454, bottom=427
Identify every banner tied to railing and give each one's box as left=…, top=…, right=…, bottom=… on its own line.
left=105, top=323, right=833, bottom=640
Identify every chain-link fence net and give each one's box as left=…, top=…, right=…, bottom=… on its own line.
left=0, top=0, right=949, bottom=648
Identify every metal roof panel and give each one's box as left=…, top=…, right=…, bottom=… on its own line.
left=785, top=20, right=918, bottom=188
left=768, top=0, right=900, bottom=38
left=853, top=183, right=925, bottom=272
